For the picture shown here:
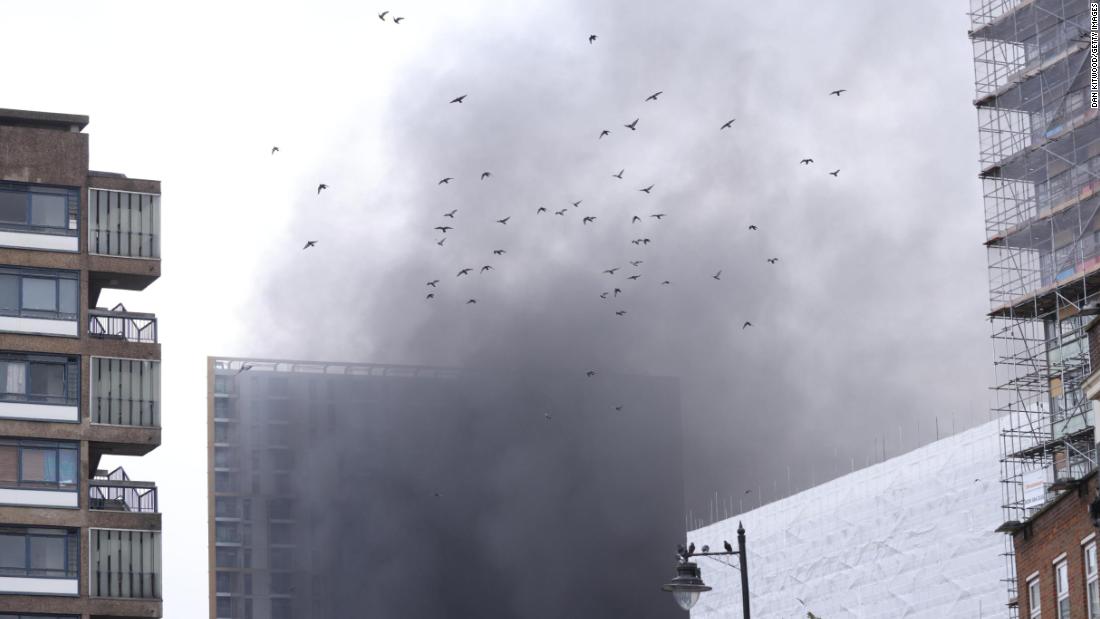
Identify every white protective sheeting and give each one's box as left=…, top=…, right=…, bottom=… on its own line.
left=689, top=418, right=1005, bottom=618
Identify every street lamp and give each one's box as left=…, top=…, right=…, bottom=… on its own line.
left=661, top=521, right=750, bottom=617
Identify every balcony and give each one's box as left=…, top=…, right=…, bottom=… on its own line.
left=89, top=527, right=161, bottom=600
left=90, top=468, right=157, bottom=513
left=88, top=305, right=157, bottom=344
left=88, top=189, right=159, bottom=259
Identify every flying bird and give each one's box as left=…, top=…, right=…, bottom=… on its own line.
left=743, top=321, right=753, bottom=329
left=600, top=292, right=609, bottom=299
left=645, top=91, right=663, bottom=101
left=613, top=169, right=624, bottom=179
left=317, top=183, right=328, bottom=194
left=393, top=16, right=404, bottom=23
left=613, top=288, right=622, bottom=297
left=767, top=258, right=779, bottom=264
left=434, top=226, right=453, bottom=233
left=496, top=217, right=510, bottom=225
left=599, top=130, right=610, bottom=139
left=625, top=118, right=639, bottom=131
left=466, top=298, right=477, bottom=304
left=724, top=541, right=734, bottom=554
left=235, top=363, right=253, bottom=376
left=586, top=370, right=596, bottom=377
left=438, top=177, right=453, bottom=184
left=720, top=119, right=736, bottom=129
left=615, top=405, right=623, bottom=411
left=639, top=184, right=654, bottom=193
left=661, top=280, right=670, bottom=285
left=632, top=215, right=641, bottom=223
left=554, top=209, right=567, bottom=216
left=712, top=270, right=722, bottom=280
left=829, top=169, right=840, bottom=177
left=378, top=10, right=388, bottom=20
left=444, top=209, right=457, bottom=218
left=481, top=171, right=492, bottom=180
left=615, top=310, right=627, bottom=316
left=481, top=265, right=493, bottom=273
left=641, top=238, right=651, bottom=245
left=603, top=268, right=620, bottom=275
left=627, top=274, right=641, bottom=281
left=427, top=280, right=439, bottom=287
left=650, top=213, right=666, bottom=219
left=457, top=268, right=472, bottom=277
left=631, top=239, right=641, bottom=245
left=748, top=225, right=758, bottom=230
left=436, top=238, right=446, bottom=247
left=426, top=293, right=435, bottom=300
left=589, top=34, right=597, bottom=43
left=537, top=207, right=547, bottom=214
left=302, top=240, right=317, bottom=250
left=800, top=158, right=814, bottom=165
left=572, top=200, right=583, bottom=208
left=433, top=492, right=441, bottom=498
left=449, top=95, right=466, bottom=104
left=830, top=89, right=847, bottom=96
left=629, top=260, right=643, bottom=266
left=270, top=146, right=279, bottom=154
left=493, top=249, right=505, bottom=256
left=583, top=216, right=596, bottom=224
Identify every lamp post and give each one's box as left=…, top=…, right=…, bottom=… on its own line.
left=661, top=522, right=750, bottom=618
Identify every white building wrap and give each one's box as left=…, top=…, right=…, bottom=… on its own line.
left=688, top=419, right=1006, bottom=618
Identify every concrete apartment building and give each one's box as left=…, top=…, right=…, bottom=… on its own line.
left=208, top=356, right=685, bottom=619
left=0, top=108, right=162, bottom=618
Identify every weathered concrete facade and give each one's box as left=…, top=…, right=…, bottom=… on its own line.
left=0, top=108, right=162, bottom=618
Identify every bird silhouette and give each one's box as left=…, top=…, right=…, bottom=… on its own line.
left=426, top=293, right=435, bottom=300
left=317, top=183, right=328, bottom=194
left=481, top=171, right=492, bottom=180
left=457, top=268, right=472, bottom=277
left=701, top=545, right=709, bottom=553
left=627, top=274, right=641, bottom=281
left=629, top=260, right=643, bottom=266
left=650, top=214, right=666, bottom=220
left=800, top=158, right=814, bottom=165
left=712, top=270, right=721, bottom=280
left=603, top=268, right=620, bottom=275
left=481, top=265, right=493, bottom=273
left=748, top=225, right=758, bottom=230
left=436, top=238, right=446, bottom=247
left=450, top=95, right=466, bottom=104
left=631, top=239, right=641, bottom=245
left=433, top=491, right=442, bottom=498
left=625, top=118, right=639, bottom=130
left=302, top=241, right=317, bottom=250
left=639, top=184, right=654, bottom=193
left=427, top=280, right=439, bottom=287
left=767, top=258, right=779, bottom=264
left=830, top=89, right=847, bottom=96
left=599, top=130, right=610, bottom=139
left=687, top=543, right=695, bottom=555
left=829, top=169, right=840, bottom=177
left=378, top=10, right=389, bottom=20
left=613, top=169, right=624, bottom=179
left=438, top=177, right=453, bottom=184
left=615, top=310, right=627, bottom=316
left=589, top=34, right=597, bottom=43
left=641, top=238, right=651, bottom=245
left=537, top=207, right=547, bottom=214
left=493, top=249, right=505, bottom=256
left=645, top=91, right=663, bottom=101
left=661, top=280, right=670, bottom=285
left=720, top=119, right=736, bottom=130
left=236, top=363, right=253, bottom=376
left=583, top=216, right=596, bottom=224
left=807, top=613, right=821, bottom=619
left=554, top=209, right=567, bottom=216
left=444, top=209, right=457, bottom=218
left=600, top=292, right=609, bottom=299
left=545, top=412, right=553, bottom=420
left=615, top=405, right=623, bottom=411
left=743, top=321, right=752, bottom=329
left=466, top=298, right=477, bottom=304
left=271, top=146, right=279, bottom=154
left=586, top=370, right=597, bottom=377
left=434, top=226, right=453, bottom=233
left=393, top=16, right=404, bottom=23
left=724, top=541, right=734, bottom=554
left=496, top=217, right=510, bottom=225
left=572, top=200, right=583, bottom=208
left=613, top=288, right=622, bottom=297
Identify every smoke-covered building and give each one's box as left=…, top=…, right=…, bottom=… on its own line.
left=686, top=419, right=1005, bottom=618
left=208, top=356, right=684, bottom=619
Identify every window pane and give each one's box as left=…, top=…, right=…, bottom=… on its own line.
left=58, top=449, right=76, bottom=485
left=58, top=279, right=76, bottom=315
left=0, top=534, right=23, bottom=570
left=215, top=547, right=238, bottom=568
left=21, top=278, right=56, bottom=312
left=0, top=363, right=25, bottom=395
left=0, top=275, right=18, bottom=312
left=28, top=536, right=64, bottom=573
left=0, top=446, right=17, bottom=483
left=0, top=192, right=26, bottom=225
left=29, top=194, right=66, bottom=228
left=20, top=448, right=55, bottom=482
left=29, top=363, right=64, bottom=398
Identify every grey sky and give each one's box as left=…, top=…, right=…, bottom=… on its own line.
left=3, top=1, right=983, bottom=615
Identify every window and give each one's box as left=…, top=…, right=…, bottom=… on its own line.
left=0, top=268, right=78, bottom=320
left=0, top=527, right=77, bottom=578
left=0, top=355, right=75, bottom=406
left=215, top=547, right=239, bottom=568
left=0, top=439, right=77, bottom=489
left=1087, top=542, right=1099, bottom=619
left=214, top=375, right=233, bottom=394
left=216, top=596, right=234, bottom=617
left=1029, top=575, right=1041, bottom=619
left=215, top=497, right=239, bottom=519
left=270, top=571, right=293, bottom=595
left=1056, top=560, right=1070, bottom=619
left=216, top=523, right=240, bottom=544
left=0, top=183, right=77, bottom=233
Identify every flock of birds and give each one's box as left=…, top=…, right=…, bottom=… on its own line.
left=271, top=23, right=848, bottom=616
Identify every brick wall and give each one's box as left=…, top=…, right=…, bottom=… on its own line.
left=1014, top=472, right=1099, bottom=617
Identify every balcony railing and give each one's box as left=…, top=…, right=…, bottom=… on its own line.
left=88, top=306, right=157, bottom=344
left=88, top=189, right=160, bottom=258
left=89, top=480, right=157, bottom=513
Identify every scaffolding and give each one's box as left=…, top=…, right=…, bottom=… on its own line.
left=971, top=0, right=1097, bottom=614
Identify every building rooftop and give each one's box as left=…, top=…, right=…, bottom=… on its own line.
left=0, top=108, right=88, bottom=132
